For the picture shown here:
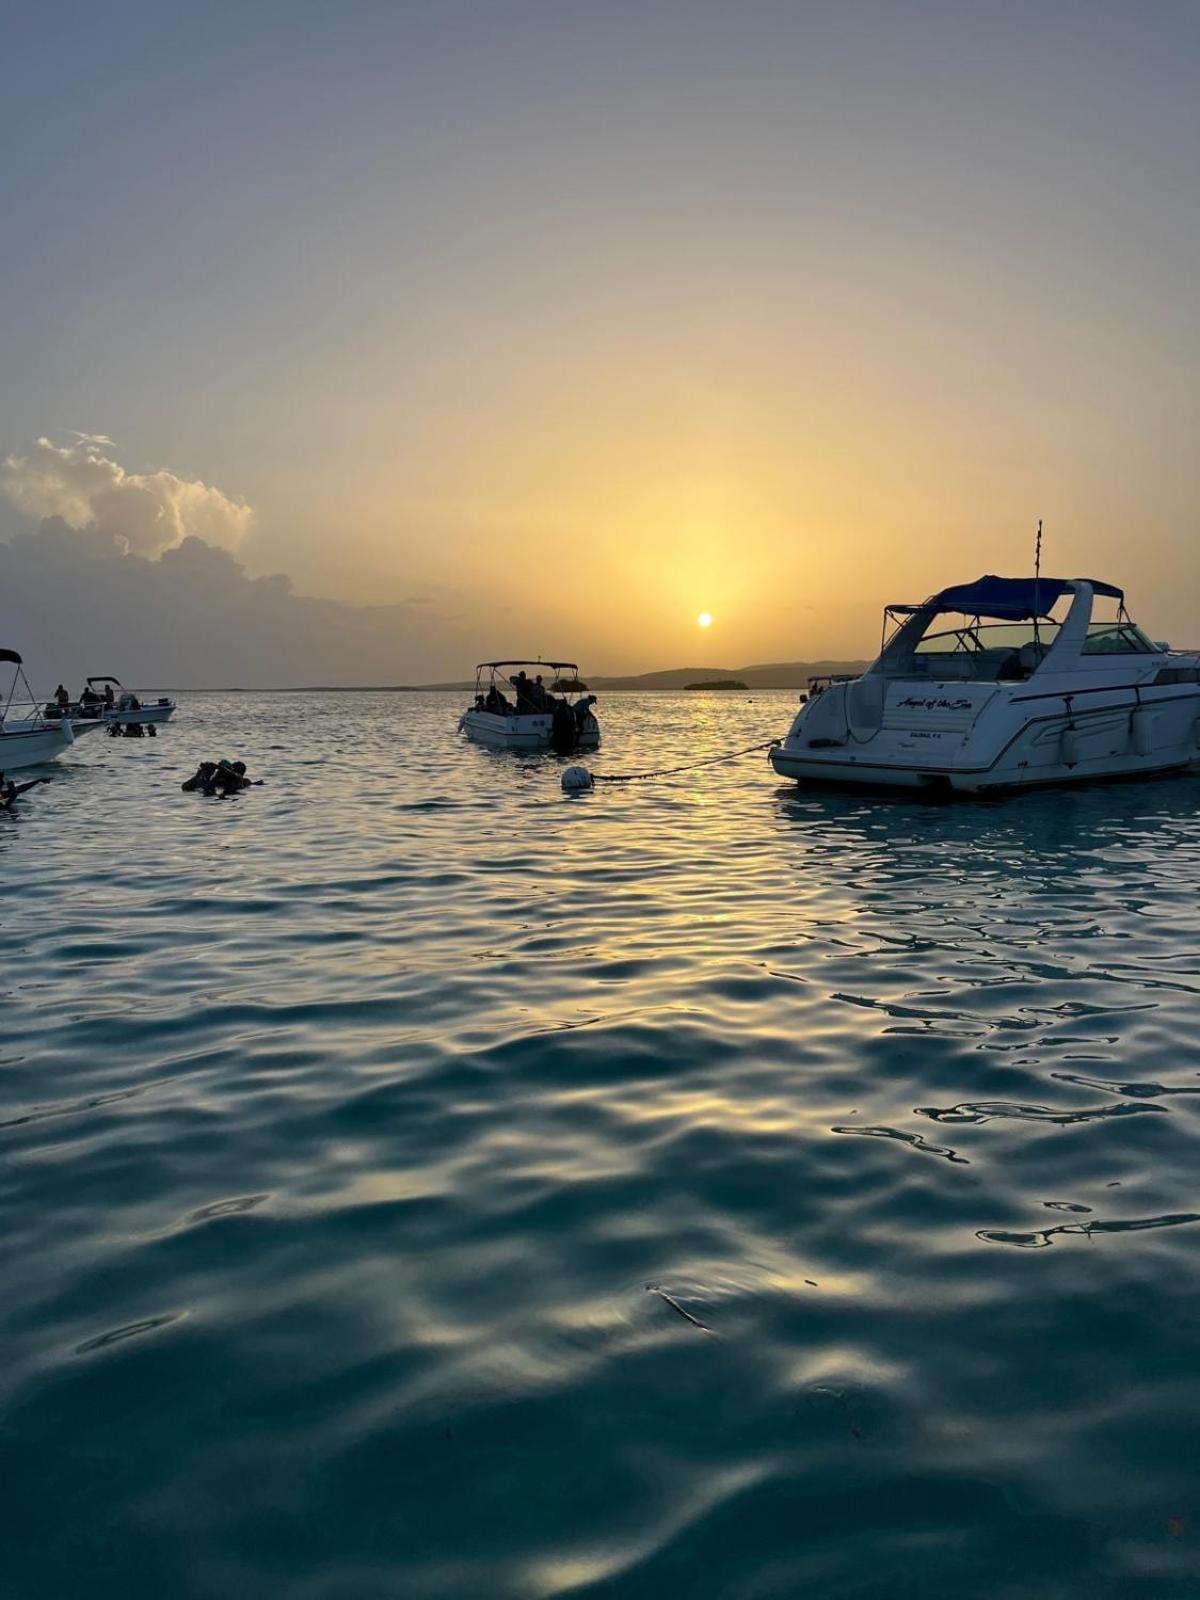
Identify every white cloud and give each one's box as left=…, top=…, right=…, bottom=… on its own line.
left=0, top=434, right=254, bottom=556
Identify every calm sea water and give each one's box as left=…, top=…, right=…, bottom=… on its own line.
left=3, top=690, right=1200, bottom=1599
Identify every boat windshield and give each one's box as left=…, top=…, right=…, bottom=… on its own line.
left=913, top=620, right=1157, bottom=657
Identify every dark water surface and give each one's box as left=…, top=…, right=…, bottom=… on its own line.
left=4, top=691, right=1200, bottom=1598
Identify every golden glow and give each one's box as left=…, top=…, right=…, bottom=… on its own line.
left=697, top=611, right=713, bottom=629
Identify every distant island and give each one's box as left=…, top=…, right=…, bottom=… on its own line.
left=589, top=659, right=868, bottom=691
left=550, top=676, right=587, bottom=692
left=686, top=678, right=748, bottom=691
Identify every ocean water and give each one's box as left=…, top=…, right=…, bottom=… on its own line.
left=3, top=689, right=1200, bottom=1599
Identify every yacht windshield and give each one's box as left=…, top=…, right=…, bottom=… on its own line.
left=890, top=614, right=1159, bottom=682
left=1081, top=622, right=1157, bottom=654
left=914, top=622, right=1054, bottom=655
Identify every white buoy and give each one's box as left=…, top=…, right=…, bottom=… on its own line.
left=562, top=765, right=594, bottom=793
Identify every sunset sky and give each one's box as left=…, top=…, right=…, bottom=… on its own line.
left=2, top=1, right=1197, bottom=681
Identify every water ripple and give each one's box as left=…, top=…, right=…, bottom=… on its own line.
left=1, top=691, right=1199, bottom=1598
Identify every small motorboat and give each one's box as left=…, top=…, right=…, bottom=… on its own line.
left=770, top=575, right=1200, bottom=793
left=0, top=649, right=105, bottom=772
left=76, top=676, right=177, bottom=727
left=459, top=660, right=601, bottom=752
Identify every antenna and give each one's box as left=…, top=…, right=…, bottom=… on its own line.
left=1033, top=519, right=1043, bottom=651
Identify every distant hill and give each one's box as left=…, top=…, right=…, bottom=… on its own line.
left=590, top=660, right=868, bottom=690
left=284, top=659, right=869, bottom=692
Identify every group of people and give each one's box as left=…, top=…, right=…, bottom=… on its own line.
left=181, top=760, right=257, bottom=796
left=44, top=683, right=144, bottom=719
left=477, top=669, right=598, bottom=723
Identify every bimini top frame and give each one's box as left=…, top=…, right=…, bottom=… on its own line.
left=879, top=575, right=1131, bottom=656
left=473, top=660, right=582, bottom=692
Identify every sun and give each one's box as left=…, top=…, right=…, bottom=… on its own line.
left=697, top=611, right=713, bottom=628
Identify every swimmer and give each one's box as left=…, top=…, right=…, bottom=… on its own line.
left=0, top=771, right=48, bottom=811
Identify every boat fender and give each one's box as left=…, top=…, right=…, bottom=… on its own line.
left=1059, top=725, right=1080, bottom=767
left=61, top=717, right=75, bottom=746
left=562, top=765, right=594, bottom=793
left=1129, top=705, right=1153, bottom=756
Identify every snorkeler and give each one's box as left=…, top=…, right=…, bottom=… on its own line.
left=181, top=761, right=218, bottom=792
left=211, top=760, right=249, bottom=793
left=183, top=760, right=261, bottom=796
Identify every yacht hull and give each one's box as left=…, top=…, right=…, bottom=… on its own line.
left=771, top=684, right=1200, bottom=794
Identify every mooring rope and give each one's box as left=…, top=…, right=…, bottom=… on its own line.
left=587, top=739, right=780, bottom=784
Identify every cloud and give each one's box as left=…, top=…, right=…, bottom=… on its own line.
left=0, top=516, right=468, bottom=688
left=0, top=435, right=253, bottom=556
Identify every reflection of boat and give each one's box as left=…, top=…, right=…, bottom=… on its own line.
left=1, top=649, right=104, bottom=771
left=770, top=576, right=1200, bottom=793
left=79, top=676, right=177, bottom=726
left=459, top=660, right=601, bottom=751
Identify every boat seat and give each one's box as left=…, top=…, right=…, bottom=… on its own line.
left=1017, top=641, right=1047, bottom=674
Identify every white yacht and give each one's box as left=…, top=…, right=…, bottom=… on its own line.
left=0, top=649, right=105, bottom=771
left=770, top=576, right=1200, bottom=794
left=460, top=660, right=601, bottom=752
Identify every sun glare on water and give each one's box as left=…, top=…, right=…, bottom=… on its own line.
left=697, top=612, right=713, bottom=628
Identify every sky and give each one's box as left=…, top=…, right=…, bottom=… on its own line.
left=1, top=0, right=1197, bottom=684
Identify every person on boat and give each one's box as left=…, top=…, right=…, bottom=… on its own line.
left=572, top=693, right=598, bottom=730
left=531, top=674, right=550, bottom=711
left=54, top=684, right=69, bottom=711
left=0, top=772, right=48, bottom=810
left=512, top=670, right=535, bottom=711
left=550, top=699, right=579, bottom=754
left=182, top=761, right=219, bottom=792
left=78, top=683, right=101, bottom=709
left=103, top=683, right=115, bottom=708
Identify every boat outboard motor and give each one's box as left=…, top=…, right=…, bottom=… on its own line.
left=551, top=700, right=578, bottom=755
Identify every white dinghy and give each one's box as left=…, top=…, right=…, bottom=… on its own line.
left=77, top=675, right=177, bottom=727
left=770, top=575, right=1200, bottom=794
left=0, top=649, right=105, bottom=771
left=459, top=661, right=601, bottom=752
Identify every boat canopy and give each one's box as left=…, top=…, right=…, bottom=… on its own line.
left=890, top=575, right=1124, bottom=621
left=86, top=675, right=123, bottom=687
left=476, top=660, right=580, bottom=673
left=0, top=648, right=22, bottom=665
